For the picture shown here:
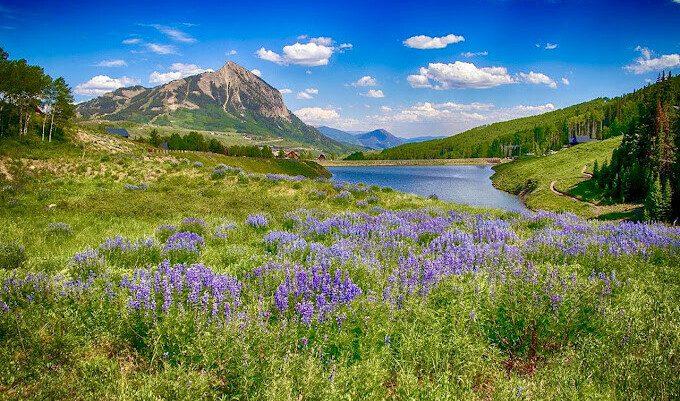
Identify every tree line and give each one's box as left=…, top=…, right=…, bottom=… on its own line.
left=148, top=129, right=275, bottom=158
left=592, top=73, right=679, bottom=222
left=0, top=47, right=75, bottom=142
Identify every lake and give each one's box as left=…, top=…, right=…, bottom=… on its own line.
left=328, top=165, right=527, bottom=212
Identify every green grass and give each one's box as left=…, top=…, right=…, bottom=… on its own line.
left=491, top=137, right=640, bottom=218
left=0, top=130, right=677, bottom=400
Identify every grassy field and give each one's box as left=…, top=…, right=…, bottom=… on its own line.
left=0, top=129, right=678, bottom=400
left=491, top=137, right=640, bottom=219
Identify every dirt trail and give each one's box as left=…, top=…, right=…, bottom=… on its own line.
left=549, top=165, right=603, bottom=212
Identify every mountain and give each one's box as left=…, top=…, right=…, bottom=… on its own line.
left=317, top=126, right=362, bottom=146
left=76, top=61, right=347, bottom=153
left=375, top=77, right=680, bottom=160
left=356, top=129, right=404, bottom=149
left=317, top=126, right=405, bottom=149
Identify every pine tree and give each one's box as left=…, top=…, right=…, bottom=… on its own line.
left=644, top=176, right=663, bottom=221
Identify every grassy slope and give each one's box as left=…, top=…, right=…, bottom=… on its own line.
left=0, top=129, right=460, bottom=273
left=376, top=99, right=606, bottom=160
left=491, top=137, right=639, bottom=219
left=0, top=131, right=677, bottom=400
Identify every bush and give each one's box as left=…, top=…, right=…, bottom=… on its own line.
left=0, top=241, right=26, bottom=270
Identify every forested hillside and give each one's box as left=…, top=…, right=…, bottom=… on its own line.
left=376, top=76, right=680, bottom=160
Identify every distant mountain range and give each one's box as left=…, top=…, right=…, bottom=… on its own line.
left=76, top=61, right=348, bottom=153
left=317, top=126, right=442, bottom=150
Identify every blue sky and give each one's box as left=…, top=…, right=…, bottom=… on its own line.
left=1, top=0, right=679, bottom=137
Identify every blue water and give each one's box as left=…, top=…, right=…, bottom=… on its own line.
left=329, top=165, right=526, bottom=212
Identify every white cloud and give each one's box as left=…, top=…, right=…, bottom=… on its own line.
left=279, top=88, right=292, bottom=94
left=150, top=24, right=196, bottom=43
left=256, top=48, right=284, bottom=64
left=308, top=36, right=333, bottom=46
left=338, top=43, right=353, bottom=51
left=257, top=37, right=348, bottom=67
left=95, top=59, right=127, bottom=67
left=122, top=38, right=141, bottom=45
left=282, top=42, right=333, bottom=66
left=306, top=70, right=312, bottom=75
left=461, top=51, right=488, bottom=58
left=519, top=71, right=557, bottom=88
left=251, top=69, right=262, bottom=77
left=545, top=43, right=558, bottom=50
left=561, top=77, right=570, bottom=85
left=296, top=88, right=318, bottom=99
left=380, top=106, right=392, bottom=112
left=148, top=63, right=213, bottom=85
left=146, top=43, right=177, bottom=55
left=625, top=46, right=680, bottom=74
left=362, top=89, right=385, bottom=98
left=403, top=34, right=465, bottom=49
left=408, top=61, right=515, bottom=89
left=228, top=49, right=237, bottom=55
left=368, top=102, right=556, bottom=136
left=353, top=76, right=378, bottom=87
left=75, top=75, right=140, bottom=96
left=294, top=107, right=340, bottom=124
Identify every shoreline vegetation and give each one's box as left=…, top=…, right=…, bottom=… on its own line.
left=318, top=157, right=504, bottom=167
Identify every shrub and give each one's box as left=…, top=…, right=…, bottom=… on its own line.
left=178, top=217, right=207, bottom=236
left=0, top=241, right=26, bottom=270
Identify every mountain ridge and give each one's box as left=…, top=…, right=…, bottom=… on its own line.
left=76, top=61, right=348, bottom=153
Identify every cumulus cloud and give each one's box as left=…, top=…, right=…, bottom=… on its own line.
left=380, top=106, right=392, bottom=112
left=561, top=77, right=570, bottom=85
left=408, top=61, right=515, bottom=89
left=362, top=89, right=385, bottom=98
left=296, top=88, right=318, bottom=99
left=257, top=37, right=349, bottom=67
left=338, top=43, right=353, bottom=51
left=625, top=46, right=680, bottom=74
left=352, top=76, right=378, bottom=87
left=148, top=63, right=213, bottom=85
left=75, top=75, right=140, bottom=96
left=545, top=43, right=558, bottom=50
left=146, top=43, right=177, bottom=55
left=519, top=71, right=557, bottom=88
left=256, top=48, right=284, bottom=64
left=403, top=34, right=465, bottom=49
left=95, top=59, right=127, bottom=67
left=227, top=49, right=237, bottom=55
left=461, top=51, right=488, bottom=58
left=250, top=69, right=262, bottom=77
left=279, top=88, right=292, bottom=94
left=122, top=38, right=141, bottom=45
left=294, top=107, right=340, bottom=124
left=369, top=102, right=556, bottom=136
left=282, top=42, right=334, bottom=66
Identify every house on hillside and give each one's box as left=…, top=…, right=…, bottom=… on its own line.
left=317, top=153, right=326, bottom=161
left=286, top=150, right=300, bottom=160
left=105, top=127, right=129, bottom=138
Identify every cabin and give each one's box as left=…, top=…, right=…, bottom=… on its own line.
left=286, top=150, right=300, bottom=160
left=105, top=127, right=130, bottom=138
left=317, top=153, right=327, bottom=161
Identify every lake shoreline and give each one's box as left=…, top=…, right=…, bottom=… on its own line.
left=318, top=158, right=507, bottom=167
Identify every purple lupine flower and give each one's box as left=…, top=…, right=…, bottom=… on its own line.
left=164, top=232, right=205, bottom=253
left=246, top=214, right=268, bottom=229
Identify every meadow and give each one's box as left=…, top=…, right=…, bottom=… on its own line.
left=1, top=131, right=678, bottom=400
left=490, top=137, right=640, bottom=219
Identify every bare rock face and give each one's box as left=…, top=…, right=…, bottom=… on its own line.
left=76, top=61, right=345, bottom=151
left=78, top=61, right=290, bottom=121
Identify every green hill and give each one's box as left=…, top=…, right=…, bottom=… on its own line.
left=375, top=77, right=680, bottom=160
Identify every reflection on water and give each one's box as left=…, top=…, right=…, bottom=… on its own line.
left=329, top=165, right=526, bottom=212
